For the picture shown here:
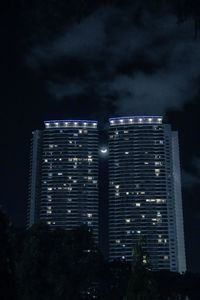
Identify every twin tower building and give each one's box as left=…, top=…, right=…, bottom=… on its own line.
left=28, top=116, right=186, bottom=273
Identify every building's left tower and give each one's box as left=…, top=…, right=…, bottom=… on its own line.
left=27, top=120, right=99, bottom=243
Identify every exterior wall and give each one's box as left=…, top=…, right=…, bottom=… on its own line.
left=27, top=130, right=43, bottom=227
left=28, top=120, right=99, bottom=242
left=171, top=131, right=186, bottom=273
left=108, top=116, right=186, bottom=272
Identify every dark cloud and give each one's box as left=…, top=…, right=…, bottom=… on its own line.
left=26, top=4, right=200, bottom=117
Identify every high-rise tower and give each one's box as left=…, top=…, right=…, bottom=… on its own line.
left=28, top=120, right=99, bottom=242
left=108, top=116, right=186, bottom=272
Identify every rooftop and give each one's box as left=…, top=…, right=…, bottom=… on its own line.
left=109, top=116, right=163, bottom=125
left=44, top=120, right=98, bottom=129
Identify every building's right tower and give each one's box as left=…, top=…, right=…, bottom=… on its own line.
left=108, top=116, right=186, bottom=272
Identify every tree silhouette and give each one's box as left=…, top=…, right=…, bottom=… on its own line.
left=0, top=209, right=16, bottom=300
left=124, top=239, right=158, bottom=300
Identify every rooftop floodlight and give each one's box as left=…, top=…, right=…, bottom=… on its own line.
left=148, top=118, right=152, bottom=122
left=93, top=122, right=97, bottom=126
left=158, top=118, right=162, bottom=122
left=139, top=118, right=143, bottom=122
left=65, top=122, right=68, bottom=125
left=55, top=122, right=59, bottom=126
left=74, top=122, right=78, bottom=125
left=120, top=119, right=124, bottom=123
left=110, top=120, right=114, bottom=124
left=129, top=118, right=133, bottom=122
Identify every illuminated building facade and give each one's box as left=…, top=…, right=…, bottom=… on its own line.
left=28, top=120, right=99, bottom=242
left=108, top=116, right=186, bottom=272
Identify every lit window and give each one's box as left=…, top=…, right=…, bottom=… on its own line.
left=47, top=187, right=52, bottom=191
left=136, top=203, right=141, bottom=207
left=116, top=239, right=121, bottom=244
left=87, top=213, right=92, bottom=218
left=143, top=258, right=147, bottom=264
left=141, top=215, right=145, bottom=218
left=155, top=161, right=162, bottom=166
left=155, top=169, right=160, bottom=176
left=125, top=152, right=129, bottom=155
left=126, top=219, right=131, bottom=223
left=137, top=230, right=141, bottom=234
left=58, top=172, right=63, bottom=176
left=44, top=159, right=48, bottom=163
left=67, top=210, right=71, bottom=213
left=164, top=256, right=169, bottom=260
left=126, top=192, right=129, bottom=195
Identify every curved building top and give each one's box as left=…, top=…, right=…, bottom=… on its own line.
left=109, top=116, right=163, bottom=126
left=44, top=120, right=98, bottom=129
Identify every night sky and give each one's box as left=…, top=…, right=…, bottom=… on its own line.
left=1, top=0, right=200, bottom=273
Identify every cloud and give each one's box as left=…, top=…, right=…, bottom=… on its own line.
left=47, top=81, right=85, bottom=100
left=26, top=7, right=111, bottom=69
left=26, top=3, right=200, bottom=115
